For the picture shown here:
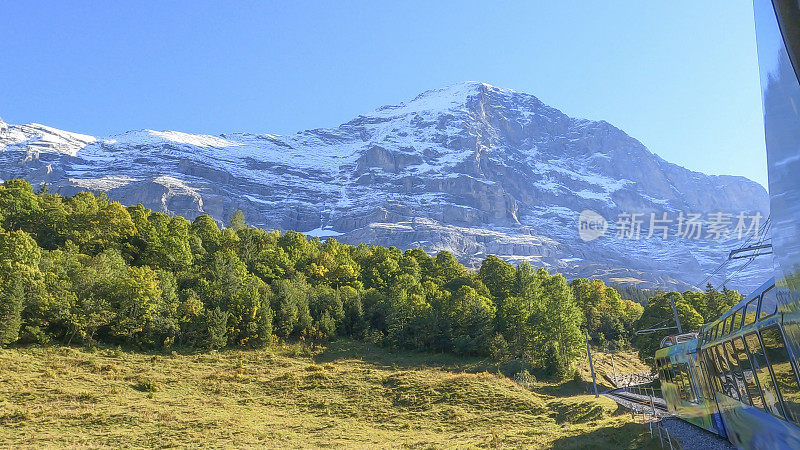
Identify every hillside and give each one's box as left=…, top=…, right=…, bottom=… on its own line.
left=0, top=82, right=771, bottom=291
left=0, top=341, right=658, bottom=448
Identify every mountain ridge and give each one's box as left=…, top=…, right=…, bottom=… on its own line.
left=0, top=82, right=771, bottom=291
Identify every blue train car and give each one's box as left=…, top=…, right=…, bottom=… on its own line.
left=697, top=279, right=800, bottom=447
left=657, top=278, right=800, bottom=447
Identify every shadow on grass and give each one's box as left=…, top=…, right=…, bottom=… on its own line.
left=314, top=339, right=593, bottom=387
left=532, top=378, right=619, bottom=397
left=534, top=380, right=589, bottom=397
left=550, top=421, right=659, bottom=450
left=313, top=339, right=498, bottom=374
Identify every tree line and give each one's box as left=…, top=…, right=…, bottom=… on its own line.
left=0, top=179, right=740, bottom=377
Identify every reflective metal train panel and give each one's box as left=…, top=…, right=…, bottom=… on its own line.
left=755, top=0, right=800, bottom=358
left=652, top=1, right=800, bottom=444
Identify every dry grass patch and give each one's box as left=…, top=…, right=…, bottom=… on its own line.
left=0, top=341, right=659, bottom=448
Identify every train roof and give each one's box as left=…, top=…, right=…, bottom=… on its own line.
left=699, top=276, right=775, bottom=334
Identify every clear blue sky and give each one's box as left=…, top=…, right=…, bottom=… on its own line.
left=0, top=1, right=768, bottom=186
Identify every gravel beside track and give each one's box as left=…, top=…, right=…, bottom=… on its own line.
left=656, top=417, right=735, bottom=450
left=604, top=389, right=735, bottom=449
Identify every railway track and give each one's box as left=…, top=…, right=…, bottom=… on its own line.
left=604, top=388, right=670, bottom=417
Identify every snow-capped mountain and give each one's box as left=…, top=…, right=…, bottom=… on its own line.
left=0, top=82, right=771, bottom=291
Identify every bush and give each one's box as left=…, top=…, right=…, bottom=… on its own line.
left=488, top=333, right=508, bottom=359
left=133, top=379, right=161, bottom=393
left=204, top=307, right=229, bottom=350
left=513, top=369, right=536, bottom=389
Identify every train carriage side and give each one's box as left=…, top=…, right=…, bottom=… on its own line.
left=694, top=278, right=800, bottom=448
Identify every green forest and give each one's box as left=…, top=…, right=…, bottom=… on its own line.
left=0, top=179, right=743, bottom=378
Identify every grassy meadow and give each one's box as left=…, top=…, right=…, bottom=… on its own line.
left=0, top=340, right=658, bottom=448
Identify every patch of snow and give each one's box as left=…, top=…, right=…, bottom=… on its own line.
left=153, top=175, right=200, bottom=197
left=304, top=227, right=344, bottom=238
left=149, top=130, right=242, bottom=148
left=69, top=175, right=138, bottom=190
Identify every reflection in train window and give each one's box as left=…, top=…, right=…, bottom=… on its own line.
left=724, top=340, right=747, bottom=404
left=680, top=363, right=694, bottom=402
left=698, top=361, right=709, bottom=400
left=703, top=349, right=722, bottom=393
left=732, top=308, right=743, bottom=333
left=760, top=286, right=778, bottom=320
left=710, top=351, right=723, bottom=392
left=681, top=365, right=691, bottom=401
left=715, top=344, right=738, bottom=400
left=760, top=326, right=800, bottom=426
left=711, top=346, right=729, bottom=394
left=734, top=337, right=764, bottom=410
left=674, top=364, right=686, bottom=400
left=745, top=332, right=784, bottom=418
left=682, top=363, right=697, bottom=402
left=745, top=298, right=759, bottom=327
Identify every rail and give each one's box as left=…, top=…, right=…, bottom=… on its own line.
left=604, top=385, right=680, bottom=449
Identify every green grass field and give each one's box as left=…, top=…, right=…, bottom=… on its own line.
left=0, top=340, right=658, bottom=448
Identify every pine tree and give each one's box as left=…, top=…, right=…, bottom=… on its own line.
left=229, top=210, right=247, bottom=231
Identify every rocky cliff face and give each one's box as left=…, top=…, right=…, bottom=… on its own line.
left=0, top=82, right=771, bottom=291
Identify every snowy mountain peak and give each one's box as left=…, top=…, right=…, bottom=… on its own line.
left=0, top=83, right=771, bottom=291
left=102, top=129, right=242, bottom=149
left=0, top=120, right=95, bottom=156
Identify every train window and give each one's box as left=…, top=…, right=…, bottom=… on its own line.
left=744, top=332, right=784, bottom=418
left=760, top=326, right=800, bottom=426
left=744, top=298, right=758, bottom=327
left=721, top=318, right=729, bottom=336
left=697, top=360, right=706, bottom=400
left=760, top=286, right=778, bottom=320
left=701, top=350, right=720, bottom=393
left=732, top=308, right=743, bottom=333
left=672, top=364, right=682, bottom=398
left=734, top=337, right=763, bottom=409
left=707, top=350, right=723, bottom=393
left=678, top=363, right=691, bottom=402
left=681, top=363, right=695, bottom=402
left=674, top=365, right=686, bottom=400
left=724, top=340, right=747, bottom=403
left=716, top=344, right=740, bottom=400
left=687, top=364, right=699, bottom=403
left=709, top=346, right=728, bottom=394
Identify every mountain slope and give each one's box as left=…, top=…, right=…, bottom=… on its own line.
left=0, top=82, right=770, bottom=290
